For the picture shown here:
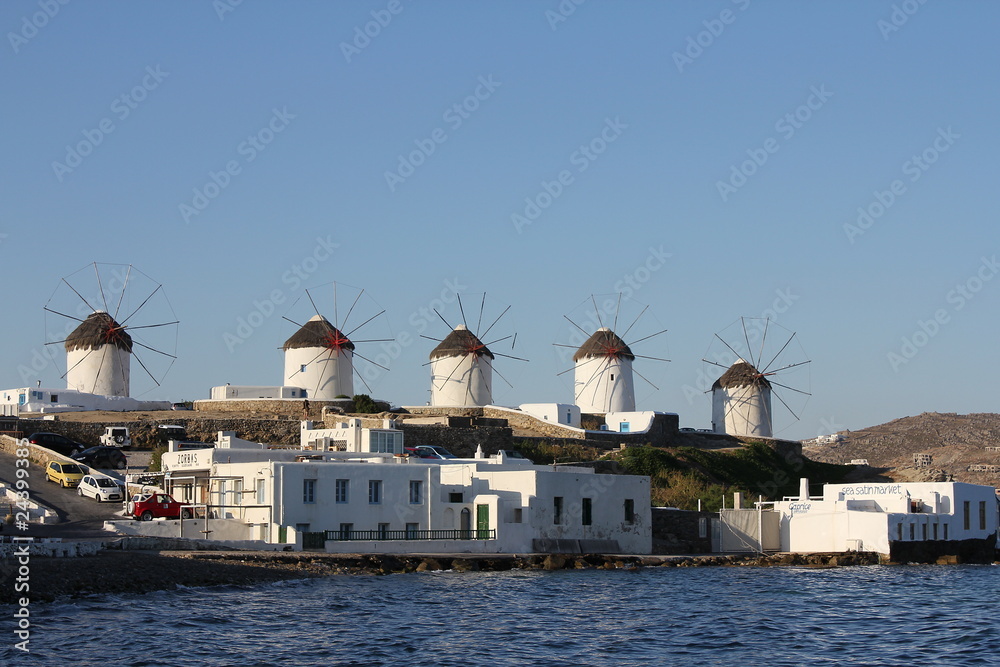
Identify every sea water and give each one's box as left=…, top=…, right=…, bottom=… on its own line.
left=3, top=564, right=997, bottom=666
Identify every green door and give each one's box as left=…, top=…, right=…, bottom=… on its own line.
left=476, top=504, right=489, bottom=540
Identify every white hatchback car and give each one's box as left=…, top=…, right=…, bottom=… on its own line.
left=77, top=474, right=125, bottom=502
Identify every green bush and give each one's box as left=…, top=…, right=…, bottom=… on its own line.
left=147, top=445, right=167, bottom=472
left=514, top=440, right=602, bottom=465
left=616, top=445, right=681, bottom=477
left=352, top=394, right=379, bottom=414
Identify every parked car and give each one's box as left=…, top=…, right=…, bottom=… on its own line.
left=45, top=461, right=85, bottom=488
left=72, top=446, right=128, bottom=470
left=99, top=426, right=131, bottom=449
left=171, top=403, right=192, bottom=411
left=126, top=492, right=193, bottom=521
left=27, top=432, right=88, bottom=457
left=77, top=474, right=125, bottom=502
left=156, top=424, right=192, bottom=446
left=414, top=445, right=456, bottom=460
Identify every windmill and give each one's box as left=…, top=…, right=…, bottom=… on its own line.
left=422, top=293, right=526, bottom=407
left=282, top=282, right=392, bottom=400
left=555, top=294, right=668, bottom=414
left=43, top=263, right=179, bottom=397
left=702, top=317, right=811, bottom=437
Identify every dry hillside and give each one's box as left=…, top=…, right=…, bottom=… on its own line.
left=803, top=412, right=1000, bottom=486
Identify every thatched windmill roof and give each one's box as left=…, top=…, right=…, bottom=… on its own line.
left=64, top=311, right=133, bottom=352
left=430, top=325, right=494, bottom=360
left=573, top=328, right=635, bottom=362
left=283, top=315, right=355, bottom=351
left=712, top=359, right=771, bottom=389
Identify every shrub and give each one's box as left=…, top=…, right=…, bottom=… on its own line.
left=147, top=445, right=167, bottom=472
left=352, top=394, right=379, bottom=414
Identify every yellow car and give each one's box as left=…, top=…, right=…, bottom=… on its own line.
left=45, top=461, right=86, bottom=488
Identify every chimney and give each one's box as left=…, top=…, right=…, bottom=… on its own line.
left=799, top=478, right=810, bottom=500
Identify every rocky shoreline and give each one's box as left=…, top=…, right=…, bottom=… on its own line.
left=1, top=549, right=892, bottom=604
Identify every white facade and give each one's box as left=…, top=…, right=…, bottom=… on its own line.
left=0, top=387, right=168, bottom=413
left=603, top=411, right=657, bottom=433
left=573, top=328, right=636, bottom=414
left=210, top=385, right=305, bottom=400
left=66, top=343, right=129, bottom=397
left=430, top=325, right=493, bottom=407
left=772, top=480, right=1000, bottom=555
left=712, top=381, right=773, bottom=437
left=282, top=315, right=355, bottom=400
left=574, top=356, right=635, bottom=414
left=299, top=418, right=403, bottom=454
left=155, top=424, right=652, bottom=554
left=283, top=344, right=354, bottom=400
left=518, top=403, right=581, bottom=428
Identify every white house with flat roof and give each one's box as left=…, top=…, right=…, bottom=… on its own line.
left=771, top=479, right=999, bottom=557
left=519, top=403, right=581, bottom=428
left=209, top=385, right=305, bottom=400
left=145, top=422, right=651, bottom=554
left=0, top=387, right=169, bottom=413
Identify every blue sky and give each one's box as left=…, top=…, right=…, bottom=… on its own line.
left=2, top=1, right=998, bottom=440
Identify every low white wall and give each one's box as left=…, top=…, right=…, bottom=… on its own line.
left=0, top=484, right=58, bottom=524
left=105, top=517, right=254, bottom=541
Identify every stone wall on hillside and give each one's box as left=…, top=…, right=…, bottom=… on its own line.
left=403, top=406, right=486, bottom=418
left=482, top=407, right=586, bottom=439
left=404, top=406, right=682, bottom=445
left=194, top=399, right=350, bottom=418
left=398, top=424, right=513, bottom=457
left=13, top=417, right=302, bottom=449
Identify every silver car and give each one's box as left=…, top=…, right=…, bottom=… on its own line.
left=77, top=474, right=125, bottom=502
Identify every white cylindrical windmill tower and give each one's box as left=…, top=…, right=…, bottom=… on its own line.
left=429, top=324, right=493, bottom=407
left=283, top=315, right=355, bottom=400
left=65, top=311, right=131, bottom=397
left=573, top=327, right=636, bottom=414
left=711, top=359, right=773, bottom=437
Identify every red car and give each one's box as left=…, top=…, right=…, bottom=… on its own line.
left=126, top=493, right=193, bottom=521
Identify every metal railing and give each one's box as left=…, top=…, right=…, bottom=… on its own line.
left=324, top=528, right=496, bottom=541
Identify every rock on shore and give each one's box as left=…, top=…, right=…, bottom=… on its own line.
left=1, top=549, right=894, bottom=604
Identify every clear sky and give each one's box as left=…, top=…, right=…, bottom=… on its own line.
left=2, top=0, right=998, bottom=440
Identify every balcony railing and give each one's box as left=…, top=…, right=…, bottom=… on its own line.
left=324, top=528, right=496, bottom=541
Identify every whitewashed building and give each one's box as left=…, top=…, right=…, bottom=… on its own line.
left=298, top=418, right=403, bottom=454
left=152, top=423, right=651, bottom=554
left=771, top=479, right=999, bottom=557
left=603, top=411, right=657, bottom=433
left=0, top=387, right=169, bottom=413
left=283, top=315, right=355, bottom=400
left=573, top=328, right=635, bottom=414
left=429, top=325, right=494, bottom=407
left=0, top=310, right=175, bottom=414
left=711, top=359, right=773, bottom=437
left=209, top=385, right=306, bottom=400
left=519, top=403, right=581, bottom=428
left=65, top=311, right=132, bottom=397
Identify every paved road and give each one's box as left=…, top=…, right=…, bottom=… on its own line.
left=0, top=449, right=131, bottom=540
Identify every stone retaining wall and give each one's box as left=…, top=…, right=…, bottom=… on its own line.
left=8, top=418, right=303, bottom=449
left=194, top=399, right=350, bottom=417
left=651, top=508, right=715, bottom=554
left=399, top=424, right=513, bottom=457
